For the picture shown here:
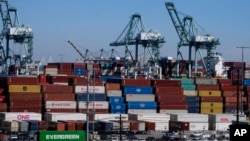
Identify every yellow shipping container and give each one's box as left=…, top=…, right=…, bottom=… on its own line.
left=198, top=90, right=221, bottom=96
left=8, top=85, right=41, bottom=93
left=200, top=102, right=223, bottom=108
left=200, top=107, right=223, bottom=114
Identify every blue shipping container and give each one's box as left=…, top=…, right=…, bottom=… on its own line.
left=76, top=93, right=106, bottom=101
left=73, top=68, right=86, bottom=75
left=185, top=96, right=200, bottom=102
left=110, top=104, right=126, bottom=111
left=187, top=107, right=200, bottom=113
left=123, top=86, right=153, bottom=94
left=127, top=102, right=157, bottom=109
left=244, top=79, right=250, bottom=86
left=109, top=97, right=124, bottom=104
left=26, top=120, right=39, bottom=131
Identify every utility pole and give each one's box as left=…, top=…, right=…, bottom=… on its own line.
left=236, top=46, right=250, bottom=115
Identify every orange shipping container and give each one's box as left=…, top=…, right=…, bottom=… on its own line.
left=105, top=83, right=121, bottom=90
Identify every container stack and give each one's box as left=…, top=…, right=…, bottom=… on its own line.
left=196, top=78, right=223, bottom=114
left=154, top=79, right=188, bottom=113
left=122, top=79, right=157, bottom=114
left=3, top=76, right=42, bottom=113
left=42, top=82, right=76, bottom=113
left=74, top=76, right=108, bottom=119
left=105, top=83, right=126, bottom=114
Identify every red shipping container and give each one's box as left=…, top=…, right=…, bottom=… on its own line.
left=122, top=79, right=151, bottom=86
left=49, top=122, right=65, bottom=131
left=58, top=120, right=76, bottom=130
left=0, top=103, right=7, bottom=112
left=200, top=96, right=223, bottom=102
left=43, top=93, right=75, bottom=101
left=224, top=96, right=247, bottom=103
left=157, top=95, right=186, bottom=103
left=71, top=77, right=104, bottom=86
left=196, top=84, right=220, bottom=90
left=155, top=87, right=183, bottom=95
left=220, top=85, right=239, bottom=91
left=35, top=120, right=48, bottom=130
left=9, top=93, right=42, bottom=101
left=41, top=84, right=73, bottom=93
left=0, top=96, right=5, bottom=102
left=9, top=107, right=42, bottom=113
left=73, top=63, right=86, bottom=69
left=159, top=104, right=188, bottom=109
left=169, top=120, right=189, bottom=131
left=222, top=91, right=238, bottom=97
left=2, top=76, right=40, bottom=85
left=9, top=100, right=42, bottom=108
left=152, top=80, right=181, bottom=87
left=130, top=121, right=138, bottom=131
left=39, top=75, right=47, bottom=84
left=105, top=83, right=121, bottom=90
left=144, top=121, right=155, bottom=131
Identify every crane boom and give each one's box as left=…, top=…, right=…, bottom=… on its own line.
left=68, top=40, right=85, bottom=60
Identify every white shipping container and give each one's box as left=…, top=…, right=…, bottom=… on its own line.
left=183, top=90, right=197, bottom=96
left=128, top=113, right=170, bottom=122
left=138, top=121, right=146, bottom=131
left=170, top=113, right=208, bottom=122
left=106, top=90, right=122, bottom=97
left=75, top=85, right=105, bottom=93
left=125, top=94, right=155, bottom=102
left=127, top=109, right=157, bottom=114
left=45, top=101, right=76, bottom=109
left=44, top=112, right=86, bottom=122
left=208, top=113, right=245, bottom=123
left=2, top=120, right=19, bottom=132
left=159, top=109, right=188, bottom=114
left=78, top=101, right=109, bottom=109
left=94, top=114, right=128, bottom=121
left=209, top=122, right=230, bottom=131
left=0, top=112, right=42, bottom=121
left=155, top=121, right=169, bottom=131
left=189, top=122, right=208, bottom=131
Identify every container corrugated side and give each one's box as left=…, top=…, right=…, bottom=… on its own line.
left=127, top=109, right=157, bottom=114
left=78, top=101, right=109, bottom=109
left=0, top=112, right=42, bottom=121
left=106, top=90, right=122, bottom=97
left=44, top=113, right=86, bottom=122
left=128, top=113, right=170, bottom=121
left=170, top=113, right=209, bottom=122
left=123, top=86, right=153, bottom=94
left=127, top=102, right=157, bottom=109
left=94, top=114, right=128, bottom=121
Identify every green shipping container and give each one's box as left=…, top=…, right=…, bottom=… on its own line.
left=39, top=131, right=86, bottom=141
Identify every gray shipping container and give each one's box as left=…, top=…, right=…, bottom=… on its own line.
left=125, top=94, right=155, bottom=102
left=2, top=120, right=19, bottom=132
left=15, top=120, right=29, bottom=132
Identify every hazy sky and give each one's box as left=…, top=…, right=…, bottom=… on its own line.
left=8, top=0, right=250, bottom=63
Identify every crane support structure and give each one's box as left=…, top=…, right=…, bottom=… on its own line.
left=68, top=40, right=85, bottom=60
left=165, top=2, right=220, bottom=78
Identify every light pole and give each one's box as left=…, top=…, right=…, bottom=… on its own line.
left=236, top=46, right=250, bottom=115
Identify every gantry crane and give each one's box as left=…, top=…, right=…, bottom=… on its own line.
left=165, top=2, right=220, bottom=78
left=110, top=13, right=165, bottom=66
left=0, top=0, right=33, bottom=74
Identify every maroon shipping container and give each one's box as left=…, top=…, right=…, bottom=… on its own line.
left=70, top=77, right=104, bottom=86
left=43, top=93, right=75, bottom=101
left=0, top=96, right=6, bottom=102
left=222, top=91, right=238, bottom=97
left=48, top=121, right=65, bottom=131
left=9, top=93, right=42, bottom=101
left=129, top=121, right=138, bottom=131
left=152, top=80, right=181, bottom=87
left=169, top=120, right=189, bottom=131
left=73, top=63, right=86, bottom=69
left=155, top=87, right=183, bottom=95
left=122, top=79, right=151, bottom=86
left=196, top=84, right=220, bottom=90
left=47, top=75, right=72, bottom=84
left=9, top=107, right=42, bottom=113
left=157, top=96, right=187, bottom=103
left=220, top=85, right=239, bottom=91
left=0, top=103, right=7, bottom=112
left=9, top=100, right=42, bottom=108
left=144, top=121, right=155, bottom=131
left=35, top=120, right=48, bottom=130
left=217, top=79, right=232, bottom=85
left=41, top=84, right=73, bottom=93
left=78, top=109, right=109, bottom=113
left=200, top=96, right=223, bottom=102
left=159, top=104, right=188, bottom=109
left=1, top=76, right=40, bottom=85
left=58, top=120, right=76, bottom=130
left=224, top=96, right=247, bottom=103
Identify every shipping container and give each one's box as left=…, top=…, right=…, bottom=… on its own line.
left=0, top=112, right=42, bottom=121
left=110, top=104, right=126, bottom=111
left=169, top=120, right=189, bottom=131
left=155, top=87, right=183, bottom=95
left=48, top=121, right=65, bottom=131
left=94, top=114, right=128, bottom=122
left=105, top=83, right=121, bottom=90
left=76, top=93, right=106, bottom=101
left=126, top=94, right=155, bottom=102
left=108, top=97, right=124, bottom=104
left=198, top=90, right=221, bottom=97
left=195, top=78, right=217, bottom=85
left=127, top=109, right=157, bottom=114
left=58, top=120, right=76, bottom=130
left=8, top=85, right=41, bottom=93
left=74, top=86, right=105, bottom=93
left=183, top=90, right=197, bottom=96
left=43, top=93, right=75, bottom=101
left=106, top=90, right=122, bottom=97
left=78, top=101, right=109, bottom=109
left=122, top=79, right=151, bottom=86
left=45, top=101, right=77, bottom=109
left=1, top=120, right=18, bottom=132
left=1, top=76, right=40, bottom=85
left=127, top=102, right=157, bottom=109
left=123, top=86, right=153, bottom=94
left=170, top=113, right=208, bottom=122
left=44, top=113, right=86, bottom=122
left=14, top=120, right=29, bottom=132
left=128, top=113, right=170, bottom=122
left=42, top=84, right=73, bottom=93
left=152, top=80, right=181, bottom=87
